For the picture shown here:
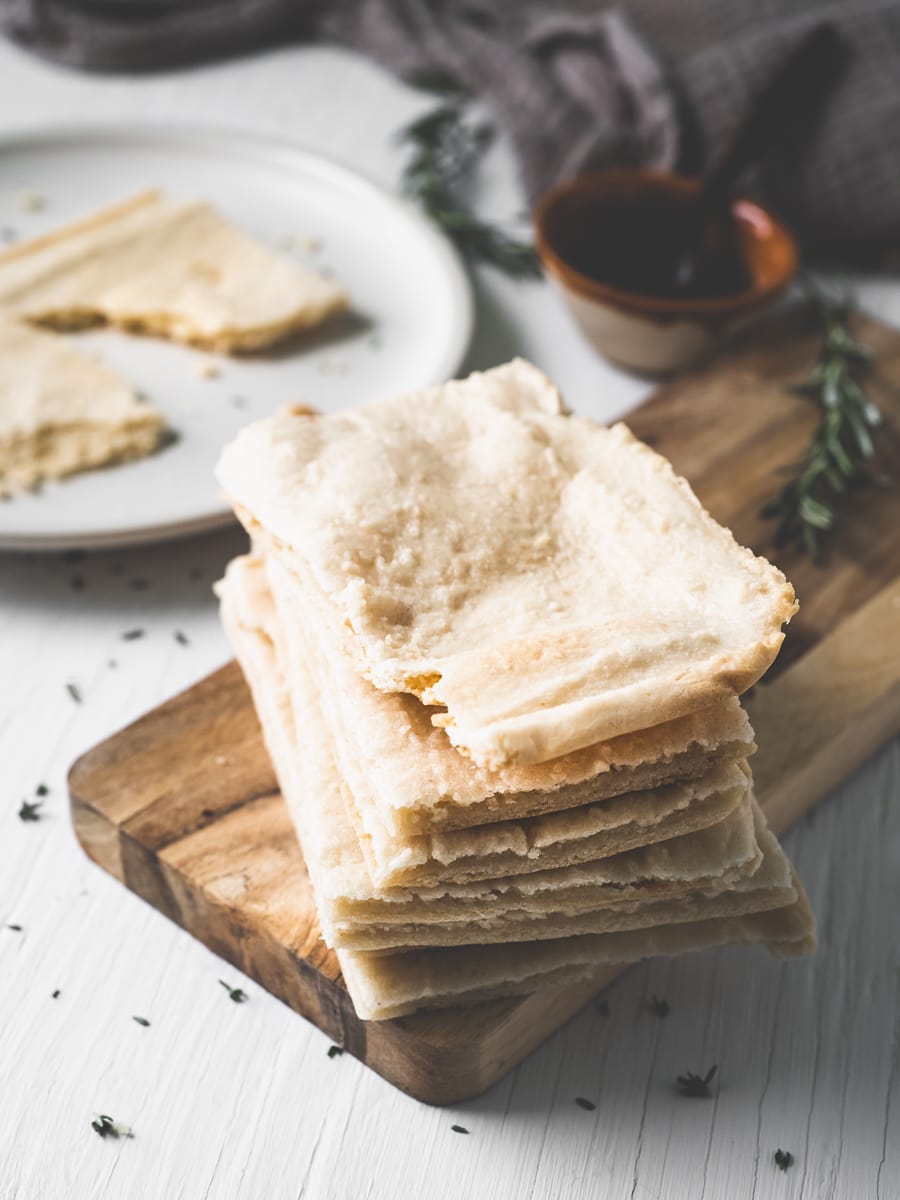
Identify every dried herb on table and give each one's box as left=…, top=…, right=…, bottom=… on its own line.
left=174, top=630, right=190, bottom=646
left=51, top=989, right=61, bottom=999
left=675, top=1064, right=717, bottom=1098
left=219, top=979, right=247, bottom=1003
left=762, top=293, right=887, bottom=562
left=69, top=574, right=85, bottom=592
left=91, top=1114, right=133, bottom=1140
left=574, top=1097, right=596, bottom=1111
left=327, top=1045, right=344, bottom=1058
left=398, top=95, right=540, bottom=280
left=450, top=1124, right=469, bottom=1134
left=594, top=998, right=610, bottom=1018
left=18, top=799, right=43, bottom=822
left=66, top=681, right=83, bottom=704
left=774, top=1148, right=795, bottom=1171
left=132, top=1016, right=150, bottom=1027
left=121, top=629, right=145, bottom=642
left=648, top=994, right=670, bottom=1018
left=36, top=783, right=48, bottom=797
left=7, top=924, right=23, bottom=932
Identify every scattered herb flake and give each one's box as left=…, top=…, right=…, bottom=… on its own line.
left=62, top=549, right=86, bottom=564
left=121, top=629, right=145, bottom=641
left=219, top=979, right=247, bottom=1003
left=174, top=630, right=189, bottom=646
left=574, top=1097, right=596, bottom=1111
left=7, top=924, right=23, bottom=932
left=36, top=783, right=49, bottom=797
left=450, top=1124, right=469, bottom=1134
left=129, top=578, right=150, bottom=591
left=51, top=989, right=61, bottom=999
left=19, top=799, right=43, bottom=822
left=69, top=574, right=85, bottom=592
left=91, top=1114, right=132, bottom=1140
left=594, top=998, right=610, bottom=1017
left=66, top=681, right=83, bottom=704
left=327, top=1045, right=344, bottom=1058
left=648, top=994, right=670, bottom=1018
left=676, top=1065, right=717, bottom=1099
left=774, top=1148, right=795, bottom=1171
left=132, top=1016, right=150, bottom=1027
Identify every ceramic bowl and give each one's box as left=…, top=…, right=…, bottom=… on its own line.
left=534, top=169, right=798, bottom=374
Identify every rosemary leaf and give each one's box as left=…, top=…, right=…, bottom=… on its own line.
left=219, top=979, right=247, bottom=1003
left=675, top=1064, right=717, bottom=1098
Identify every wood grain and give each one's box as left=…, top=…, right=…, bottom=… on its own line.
left=68, top=308, right=900, bottom=1105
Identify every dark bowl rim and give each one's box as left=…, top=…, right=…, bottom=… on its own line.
left=534, top=168, right=799, bottom=318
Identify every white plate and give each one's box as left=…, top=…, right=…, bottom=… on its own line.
left=0, top=124, right=473, bottom=551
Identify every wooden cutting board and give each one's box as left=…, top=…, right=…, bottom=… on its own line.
left=68, top=307, right=900, bottom=1106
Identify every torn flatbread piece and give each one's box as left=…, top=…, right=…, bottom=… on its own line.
left=219, top=565, right=807, bottom=959
left=216, top=359, right=796, bottom=767
left=0, top=317, right=165, bottom=496
left=261, top=552, right=755, bottom=839
left=0, top=190, right=348, bottom=353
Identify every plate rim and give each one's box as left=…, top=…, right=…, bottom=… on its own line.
left=0, top=120, right=475, bottom=553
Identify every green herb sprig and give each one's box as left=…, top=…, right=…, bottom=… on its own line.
left=762, top=293, right=886, bottom=561
left=398, top=97, right=540, bottom=280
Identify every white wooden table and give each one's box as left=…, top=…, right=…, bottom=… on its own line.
left=0, top=39, right=897, bottom=1200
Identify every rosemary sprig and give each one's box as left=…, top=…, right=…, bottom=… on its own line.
left=762, top=294, right=886, bottom=561
left=398, top=97, right=540, bottom=279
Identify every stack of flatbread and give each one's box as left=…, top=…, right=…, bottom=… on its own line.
left=215, top=359, right=815, bottom=1021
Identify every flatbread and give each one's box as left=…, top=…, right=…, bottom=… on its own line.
left=0, top=317, right=165, bottom=495
left=263, top=551, right=755, bottom=839
left=219, top=568, right=807, bottom=961
left=339, top=880, right=815, bottom=1019
left=218, top=557, right=814, bottom=1019
left=258, top=555, right=753, bottom=889
left=0, top=190, right=348, bottom=353
left=216, top=360, right=796, bottom=767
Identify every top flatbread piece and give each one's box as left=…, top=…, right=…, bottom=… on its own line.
left=217, top=359, right=796, bottom=766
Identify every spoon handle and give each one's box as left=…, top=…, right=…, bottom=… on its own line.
left=704, top=22, right=850, bottom=206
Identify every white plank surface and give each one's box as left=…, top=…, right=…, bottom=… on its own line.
left=0, top=38, right=897, bottom=1200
